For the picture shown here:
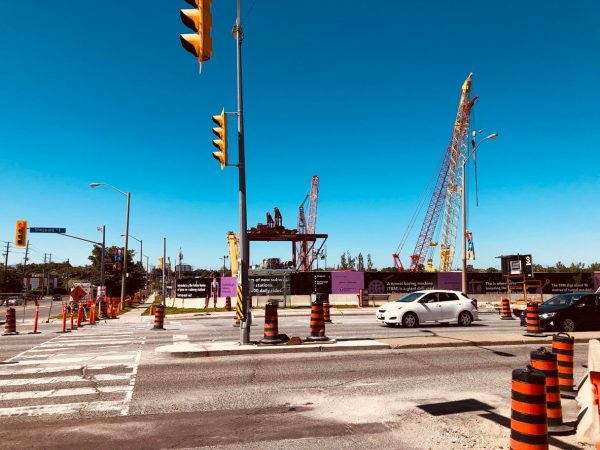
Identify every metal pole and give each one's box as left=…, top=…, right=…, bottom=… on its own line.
left=2, top=242, right=9, bottom=283
left=234, top=0, right=250, bottom=345
left=22, top=240, right=29, bottom=289
left=100, top=225, right=106, bottom=299
left=120, top=192, right=130, bottom=309
left=140, top=239, right=143, bottom=265
left=162, top=238, right=166, bottom=307
left=461, top=160, right=467, bottom=293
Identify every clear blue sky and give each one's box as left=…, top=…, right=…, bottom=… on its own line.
left=1, top=0, right=599, bottom=271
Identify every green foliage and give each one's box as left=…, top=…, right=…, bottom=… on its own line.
left=0, top=268, right=23, bottom=292
left=88, top=246, right=146, bottom=296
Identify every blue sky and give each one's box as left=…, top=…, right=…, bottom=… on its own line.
left=1, top=0, right=599, bottom=271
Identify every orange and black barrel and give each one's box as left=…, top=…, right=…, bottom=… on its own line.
left=3, top=307, right=18, bottom=335
left=100, top=298, right=109, bottom=319
left=225, top=296, right=232, bottom=312
left=260, top=301, right=282, bottom=344
left=500, top=298, right=515, bottom=320
left=530, top=347, right=573, bottom=434
left=552, top=333, right=576, bottom=398
left=323, top=298, right=331, bottom=323
left=306, top=301, right=328, bottom=342
left=510, top=365, right=548, bottom=450
left=153, top=304, right=165, bottom=330
left=524, top=301, right=543, bottom=336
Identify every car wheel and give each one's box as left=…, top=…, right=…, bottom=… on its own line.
left=458, top=312, right=473, bottom=326
left=402, top=313, right=419, bottom=328
left=560, top=318, right=576, bottom=332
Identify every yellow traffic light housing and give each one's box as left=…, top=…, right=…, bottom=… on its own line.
left=180, top=0, right=213, bottom=67
left=15, top=220, right=28, bottom=247
left=158, top=257, right=164, bottom=270
left=212, top=109, right=228, bottom=169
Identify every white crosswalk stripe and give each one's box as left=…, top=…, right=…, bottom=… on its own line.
left=0, top=323, right=145, bottom=418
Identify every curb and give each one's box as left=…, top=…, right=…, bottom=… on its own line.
left=155, top=339, right=391, bottom=358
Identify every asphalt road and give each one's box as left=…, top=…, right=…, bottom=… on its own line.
left=0, top=312, right=594, bottom=449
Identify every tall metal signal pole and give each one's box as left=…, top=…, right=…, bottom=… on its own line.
left=233, top=0, right=251, bottom=345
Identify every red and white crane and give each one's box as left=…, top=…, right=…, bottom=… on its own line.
left=394, top=73, right=477, bottom=272
left=297, top=176, right=319, bottom=270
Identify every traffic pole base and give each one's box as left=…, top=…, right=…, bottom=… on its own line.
left=560, top=390, right=577, bottom=400
left=548, top=423, right=575, bottom=435
left=523, top=332, right=546, bottom=337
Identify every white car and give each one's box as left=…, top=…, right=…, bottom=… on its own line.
left=376, top=290, right=478, bottom=327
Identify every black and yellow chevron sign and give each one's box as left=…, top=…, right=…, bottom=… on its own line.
left=235, top=284, right=244, bottom=320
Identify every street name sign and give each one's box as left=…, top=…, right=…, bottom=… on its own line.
left=29, top=227, right=67, bottom=233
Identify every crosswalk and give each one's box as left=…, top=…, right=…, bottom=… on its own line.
left=0, top=323, right=146, bottom=418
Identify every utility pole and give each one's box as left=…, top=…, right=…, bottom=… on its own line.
left=233, top=0, right=250, bottom=345
left=47, top=253, right=52, bottom=295
left=162, top=238, right=166, bottom=307
left=99, top=226, right=106, bottom=299
left=2, top=242, right=9, bottom=284
left=22, top=240, right=29, bottom=289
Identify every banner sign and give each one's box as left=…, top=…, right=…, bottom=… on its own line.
left=331, top=271, right=364, bottom=294
left=250, top=275, right=286, bottom=295
left=437, top=272, right=461, bottom=291
left=175, top=278, right=210, bottom=298
left=220, top=277, right=237, bottom=298
left=290, top=272, right=331, bottom=295
left=364, top=272, right=435, bottom=294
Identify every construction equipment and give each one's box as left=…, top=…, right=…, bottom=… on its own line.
left=394, top=73, right=478, bottom=272
left=227, top=231, right=239, bottom=277
left=296, top=176, right=319, bottom=271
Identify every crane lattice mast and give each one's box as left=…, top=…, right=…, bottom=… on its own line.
left=409, top=73, right=477, bottom=272
left=297, top=175, right=319, bottom=271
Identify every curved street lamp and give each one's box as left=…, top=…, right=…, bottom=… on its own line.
left=89, top=182, right=130, bottom=309
left=461, top=133, right=498, bottom=293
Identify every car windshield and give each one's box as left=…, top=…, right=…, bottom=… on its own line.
left=544, top=294, right=579, bottom=306
left=396, top=292, right=422, bottom=303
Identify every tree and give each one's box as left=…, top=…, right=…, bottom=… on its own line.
left=357, top=253, right=364, bottom=271
left=367, top=254, right=374, bottom=271
left=0, top=268, right=23, bottom=293
left=339, top=253, right=347, bottom=270
left=88, top=246, right=146, bottom=296
left=346, top=251, right=356, bottom=270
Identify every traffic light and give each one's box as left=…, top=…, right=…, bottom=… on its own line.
left=180, top=0, right=213, bottom=67
left=212, top=108, right=228, bottom=169
left=15, top=220, right=27, bottom=247
left=158, top=257, right=164, bottom=270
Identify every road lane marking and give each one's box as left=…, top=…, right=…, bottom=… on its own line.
left=0, top=385, right=132, bottom=400
left=0, top=364, right=134, bottom=376
left=11, top=355, right=139, bottom=365
left=0, top=400, right=125, bottom=417
left=1, top=374, right=131, bottom=386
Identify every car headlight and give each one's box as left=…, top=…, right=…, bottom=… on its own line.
left=540, top=312, right=556, bottom=319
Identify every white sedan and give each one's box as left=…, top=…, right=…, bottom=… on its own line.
left=376, top=290, right=478, bottom=327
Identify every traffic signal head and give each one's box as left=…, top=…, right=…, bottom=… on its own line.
left=180, top=0, right=213, bottom=66
left=158, top=257, right=164, bottom=270
left=212, top=109, right=228, bottom=169
left=15, top=220, right=28, bottom=247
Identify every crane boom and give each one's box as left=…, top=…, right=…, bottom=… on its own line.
left=408, top=73, right=477, bottom=271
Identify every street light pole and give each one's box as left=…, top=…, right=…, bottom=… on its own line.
left=461, top=132, right=498, bottom=293
left=89, top=182, right=130, bottom=310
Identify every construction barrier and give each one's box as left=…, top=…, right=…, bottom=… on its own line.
left=530, top=347, right=573, bottom=434
left=89, top=301, right=96, bottom=325
left=306, top=301, right=328, bottom=342
left=552, top=333, right=576, bottom=397
left=100, top=298, right=108, bottom=319
left=3, top=307, right=18, bottom=335
left=500, top=298, right=515, bottom=320
left=260, top=301, right=282, bottom=344
left=323, top=299, right=331, bottom=323
left=70, top=308, right=76, bottom=331
left=29, top=305, right=41, bottom=334
left=76, top=303, right=83, bottom=328
left=153, top=304, right=165, bottom=330
left=60, top=305, right=68, bottom=333
left=524, top=301, right=543, bottom=336
left=225, top=297, right=231, bottom=312
left=510, top=365, right=548, bottom=450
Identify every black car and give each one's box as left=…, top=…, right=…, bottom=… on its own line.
left=523, top=292, right=600, bottom=332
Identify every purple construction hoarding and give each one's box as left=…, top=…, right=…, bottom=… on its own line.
left=437, top=272, right=461, bottom=291
left=331, top=271, right=364, bottom=294
left=220, top=277, right=237, bottom=297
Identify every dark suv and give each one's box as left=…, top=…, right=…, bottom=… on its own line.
left=524, top=292, right=600, bottom=332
